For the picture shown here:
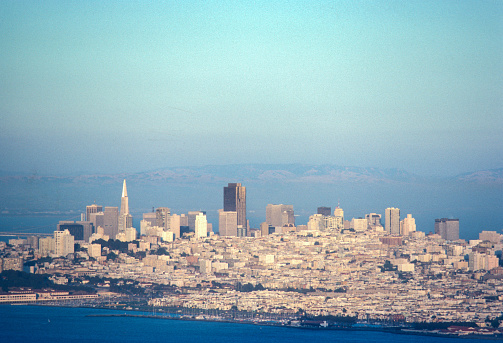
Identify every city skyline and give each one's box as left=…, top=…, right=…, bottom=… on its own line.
left=0, top=1, right=501, bottom=177
left=77, top=179, right=472, bottom=241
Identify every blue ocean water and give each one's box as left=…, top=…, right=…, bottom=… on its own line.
left=0, top=305, right=484, bottom=343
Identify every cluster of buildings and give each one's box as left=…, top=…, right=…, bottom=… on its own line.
left=1, top=181, right=501, bottom=325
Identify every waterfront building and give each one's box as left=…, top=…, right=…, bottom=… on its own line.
left=385, top=207, right=400, bottom=235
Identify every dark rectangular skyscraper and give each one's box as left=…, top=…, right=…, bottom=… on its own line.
left=224, top=183, right=247, bottom=233
left=317, top=207, right=331, bottom=216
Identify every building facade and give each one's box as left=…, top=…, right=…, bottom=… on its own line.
left=385, top=207, right=400, bottom=235
left=223, top=183, right=247, bottom=234
left=219, top=209, right=237, bottom=237
left=435, top=218, right=459, bottom=241
left=118, top=179, right=133, bottom=234
left=266, top=204, right=295, bottom=228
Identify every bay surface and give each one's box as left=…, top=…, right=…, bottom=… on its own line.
left=0, top=305, right=484, bottom=343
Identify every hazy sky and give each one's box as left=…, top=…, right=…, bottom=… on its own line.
left=1, top=1, right=502, bottom=176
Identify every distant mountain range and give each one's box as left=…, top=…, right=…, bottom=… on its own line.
left=1, top=164, right=501, bottom=185
left=454, top=168, right=503, bottom=184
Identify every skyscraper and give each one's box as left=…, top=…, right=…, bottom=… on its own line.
left=385, top=207, right=400, bottom=235
left=223, top=183, right=247, bottom=233
left=156, top=207, right=171, bottom=229
left=366, top=213, right=382, bottom=230
left=188, top=211, right=205, bottom=232
left=401, top=214, right=416, bottom=236
left=54, top=229, right=74, bottom=257
left=118, top=180, right=133, bottom=233
left=317, top=207, right=331, bottom=216
left=333, top=206, right=344, bottom=230
left=104, top=206, right=119, bottom=239
left=86, top=204, right=102, bottom=221
left=266, top=204, right=295, bottom=228
left=194, top=213, right=208, bottom=239
left=219, top=209, right=237, bottom=237
left=435, top=218, right=459, bottom=241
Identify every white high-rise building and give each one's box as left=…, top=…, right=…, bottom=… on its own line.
left=118, top=180, right=133, bottom=233
left=188, top=211, right=205, bottom=232
left=385, top=207, right=400, bottom=235
left=401, top=214, right=416, bottom=236
left=54, top=229, right=74, bottom=257
left=194, top=213, right=208, bottom=239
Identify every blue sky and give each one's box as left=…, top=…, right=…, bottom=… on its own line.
left=1, top=1, right=502, bottom=176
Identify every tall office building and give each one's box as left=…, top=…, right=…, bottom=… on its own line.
left=385, top=207, right=400, bottom=235
left=401, top=214, right=416, bottom=236
left=170, top=214, right=181, bottom=239
left=188, top=211, right=205, bottom=232
left=156, top=207, right=171, bottom=229
left=435, top=218, right=459, bottom=241
left=317, top=207, right=332, bottom=216
left=118, top=180, right=133, bottom=233
left=57, top=221, right=93, bottom=242
left=54, top=230, right=74, bottom=257
left=194, top=213, right=208, bottom=239
left=219, top=209, right=237, bottom=237
left=86, top=204, right=102, bottom=221
left=266, top=204, right=294, bottom=228
left=366, top=213, right=382, bottom=230
left=223, top=183, right=247, bottom=233
left=104, top=206, right=119, bottom=239
left=88, top=211, right=104, bottom=230
left=142, top=212, right=157, bottom=227
left=333, top=206, right=344, bottom=229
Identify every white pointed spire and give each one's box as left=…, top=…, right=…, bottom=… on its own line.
left=122, top=179, right=127, bottom=198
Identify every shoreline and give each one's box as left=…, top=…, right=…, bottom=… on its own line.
left=83, top=312, right=503, bottom=340
left=3, top=302, right=502, bottom=340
